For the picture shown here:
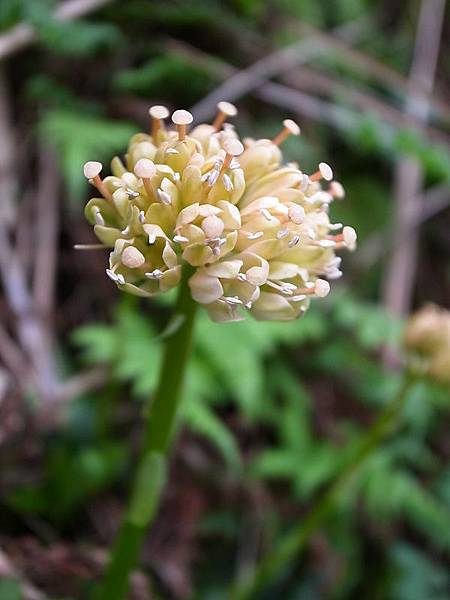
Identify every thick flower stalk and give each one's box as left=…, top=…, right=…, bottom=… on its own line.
left=82, top=103, right=356, bottom=322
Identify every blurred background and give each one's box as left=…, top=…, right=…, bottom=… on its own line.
left=0, top=0, right=449, bottom=598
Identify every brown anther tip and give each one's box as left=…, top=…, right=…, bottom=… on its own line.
left=171, top=109, right=193, bottom=126
left=319, top=162, right=333, bottom=181
left=223, top=138, right=244, bottom=157
left=149, top=105, right=169, bottom=120
left=217, top=101, right=238, bottom=117
left=83, top=161, right=102, bottom=179
left=134, top=158, right=156, bottom=179
left=283, top=119, right=300, bottom=136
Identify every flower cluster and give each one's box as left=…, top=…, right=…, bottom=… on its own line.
left=404, top=304, right=450, bottom=384
left=82, top=103, right=356, bottom=322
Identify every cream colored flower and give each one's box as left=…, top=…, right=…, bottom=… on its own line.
left=404, top=304, right=450, bottom=384
left=81, top=103, right=356, bottom=321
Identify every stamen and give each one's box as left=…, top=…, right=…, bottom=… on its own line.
left=288, top=205, right=305, bottom=224
left=272, top=119, right=301, bottom=146
left=294, top=279, right=330, bottom=298
left=134, top=158, right=156, bottom=199
left=224, top=296, right=242, bottom=305
left=261, top=208, right=274, bottom=221
left=222, top=173, right=233, bottom=191
left=73, top=244, right=107, bottom=250
left=318, top=239, right=336, bottom=248
left=138, top=211, right=146, bottom=224
left=328, top=181, right=345, bottom=199
left=213, top=101, right=238, bottom=131
left=83, top=161, right=112, bottom=201
left=126, top=188, right=139, bottom=199
left=310, top=162, right=333, bottom=182
left=315, top=279, right=330, bottom=297
left=300, top=173, right=309, bottom=191
left=121, top=246, right=146, bottom=269
left=277, top=228, right=289, bottom=240
left=288, top=235, right=300, bottom=248
left=290, top=294, right=307, bottom=302
left=106, top=268, right=125, bottom=285
left=220, top=139, right=244, bottom=176
left=328, top=222, right=343, bottom=231
left=149, top=105, right=169, bottom=139
left=156, top=189, right=172, bottom=205
left=343, top=226, right=357, bottom=248
left=247, top=231, right=263, bottom=240
left=171, top=109, right=193, bottom=141
left=173, top=235, right=189, bottom=244
left=145, top=269, right=163, bottom=279
left=93, top=208, right=105, bottom=226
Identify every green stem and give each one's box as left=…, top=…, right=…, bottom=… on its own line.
left=97, top=264, right=197, bottom=600
left=229, top=376, right=414, bottom=600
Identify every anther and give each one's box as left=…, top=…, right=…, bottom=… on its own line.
left=173, top=235, right=189, bottom=244
left=343, top=225, right=357, bottom=250
left=247, top=231, right=263, bottom=240
left=213, top=101, right=238, bottom=131
left=272, top=119, right=301, bottom=146
left=220, top=139, right=244, bottom=176
left=288, top=235, right=300, bottom=248
left=134, top=158, right=156, bottom=199
left=314, top=279, right=330, bottom=297
left=310, top=162, right=333, bottom=182
left=83, top=161, right=112, bottom=201
left=149, top=105, right=169, bottom=139
left=328, top=181, right=345, bottom=199
left=157, top=189, right=172, bottom=205
left=171, top=109, right=193, bottom=141
left=288, top=205, right=305, bottom=224
left=277, top=229, right=289, bottom=240
left=121, top=246, right=146, bottom=269
left=222, top=173, right=233, bottom=191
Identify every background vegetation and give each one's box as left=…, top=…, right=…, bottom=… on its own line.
left=0, top=0, right=449, bottom=598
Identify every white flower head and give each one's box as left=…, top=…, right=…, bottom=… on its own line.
left=82, top=105, right=356, bottom=321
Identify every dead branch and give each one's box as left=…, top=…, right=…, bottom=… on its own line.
left=382, top=0, right=446, bottom=319
left=190, top=19, right=365, bottom=122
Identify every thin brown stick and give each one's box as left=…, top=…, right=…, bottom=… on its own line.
left=33, top=144, right=60, bottom=319
left=382, top=0, right=446, bottom=320
left=0, top=0, right=112, bottom=61
left=165, top=38, right=450, bottom=149
left=190, top=18, right=365, bottom=122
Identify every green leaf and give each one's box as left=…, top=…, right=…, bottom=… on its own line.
left=0, top=579, right=21, bottom=600
left=182, top=397, right=241, bottom=471
left=24, top=0, right=120, bottom=56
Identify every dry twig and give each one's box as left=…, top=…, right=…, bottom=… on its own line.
left=382, top=0, right=446, bottom=319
